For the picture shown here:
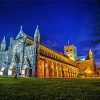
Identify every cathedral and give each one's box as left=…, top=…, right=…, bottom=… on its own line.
left=0, top=25, right=96, bottom=78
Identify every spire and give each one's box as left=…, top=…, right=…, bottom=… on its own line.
left=89, top=49, right=94, bottom=59
left=16, top=25, right=24, bottom=39
left=34, top=25, right=39, bottom=35
left=34, top=25, right=40, bottom=43
left=1, top=36, right=6, bottom=44
left=20, top=25, right=23, bottom=31
left=9, top=37, right=14, bottom=47
left=1, top=36, right=6, bottom=50
left=89, top=49, right=93, bottom=55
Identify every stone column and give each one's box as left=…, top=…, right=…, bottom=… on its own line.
left=42, top=60, right=45, bottom=78
left=45, top=60, right=49, bottom=78
left=59, top=66, right=62, bottom=78
left=48, top=61, right=52, bottom=78
left=53, top=62, right=56, bottom=78
left=44, top=60, right=46, bottom=78
left=60, top=65, right=63, bottom=78
left=56, top=63, right=59, bottom=78
left=61, top=66, right=64, bottom=78
left=51, top=62, right=54, bottom=78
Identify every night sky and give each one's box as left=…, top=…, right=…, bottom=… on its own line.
left=0, top=0, right=99, bottom=66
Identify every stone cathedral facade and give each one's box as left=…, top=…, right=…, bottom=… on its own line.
left=0, top=26, right=96, bottom=78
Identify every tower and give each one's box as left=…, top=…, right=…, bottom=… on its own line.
left=16, top=25, right=24, bottom=39
left=9, top=37, right=14, bottom=48
left=89, top=49, right=94, bottom=59
left=33, top=25, right=40, bottom=77
left=64, top=41, right=77, bottom=61
left=34, top=25, right=40, bottom=43
left=0, top=36, right=6, bottom=51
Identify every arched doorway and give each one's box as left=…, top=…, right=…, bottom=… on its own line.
left=12, top=66, right=16, bottom=76
left=29, top=69, right=32, bottom=77
left=25, top=67, right=28, bottom=76
left=8, top=64, right=16, bottom=76
left=0, top=67, right=5, bottom=76
left=22, top=65, right=28, bottom=77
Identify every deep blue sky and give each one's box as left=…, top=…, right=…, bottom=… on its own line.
left=0, top=0, right=99, bottom=65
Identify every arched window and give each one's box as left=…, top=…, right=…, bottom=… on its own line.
left=42, top=50, right=44, bottom=55
left=51, top=54, right=52, bottom=57
left=47, top=52, right=49, bottom=56
left=66, top=50, right=68, bottom=52
left=68, top=68, right=69, bottom=73
left=40, top=49, right=43, bottom=54
left=70, top=49, right=72, bottom=51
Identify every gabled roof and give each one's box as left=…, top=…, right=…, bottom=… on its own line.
left=16, top=25, right=25, bottom=39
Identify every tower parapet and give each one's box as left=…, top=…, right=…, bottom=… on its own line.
left=64, top=41, right=77, bottom=61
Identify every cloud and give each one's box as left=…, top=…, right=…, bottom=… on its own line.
left=52, top=42, right=58, bottom=47
left=93, top=44, right=100, bottom=51
left=95, top=59, right=100, bottom=67
left=45, top=40, right=58, bottom=48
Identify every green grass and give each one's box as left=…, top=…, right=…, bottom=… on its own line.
left=0, top=77, right=100, bottom=100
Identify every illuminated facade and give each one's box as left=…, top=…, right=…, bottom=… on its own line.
left=0, top=25, right=95, bottom=77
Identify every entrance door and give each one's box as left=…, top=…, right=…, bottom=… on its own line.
left=12, top=66, right=16, bottom=76
left=29, top=69, right=32, bottom=77
left=25, top=68, right=28, bottom=76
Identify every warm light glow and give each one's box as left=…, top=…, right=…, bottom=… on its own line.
left=1, top=67, right=5, bottom=71
left=87, top=70, right=91, bottom=74
left=0, top=71, right=3, bottom=75
left=22, top=70, right=25, bottom=75
left=8, top=69, right=12, bottom=75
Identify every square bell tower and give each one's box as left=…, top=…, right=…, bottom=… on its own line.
left=64, top=41, right=77, bottom=61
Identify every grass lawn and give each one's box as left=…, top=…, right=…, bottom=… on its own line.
left=0, top=77, right=100, bottom=100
